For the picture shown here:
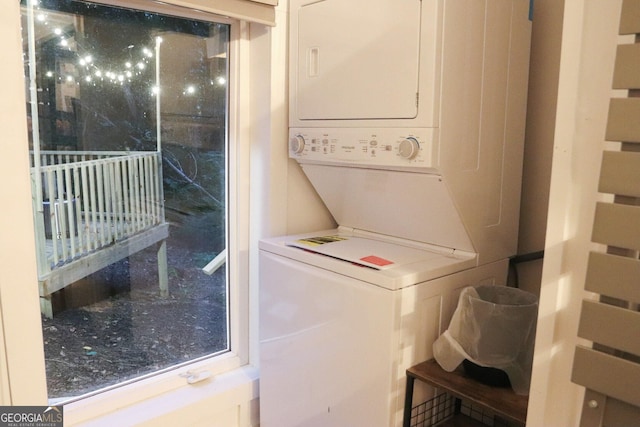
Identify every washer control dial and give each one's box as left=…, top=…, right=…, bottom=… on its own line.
left=290, top=135, right=306, bottom=154
left=398, top=137, right=420, bottom=160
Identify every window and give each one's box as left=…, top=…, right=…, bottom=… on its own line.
left=21, top=0, right=236, bottom=402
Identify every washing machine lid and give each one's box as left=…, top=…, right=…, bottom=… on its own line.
left=288, top=233, right=447, bottom=270
left=295, top=0, right=421, bottom=120
left=300, top=163, right=475, bottom=254
left=260, top=229, right=477, bottom=290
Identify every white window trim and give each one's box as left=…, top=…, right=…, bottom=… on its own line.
left=2, top=1, right=265, bottom=424
left=0, top=0, right=49, bottom=406
left=98, top=0, right=277, bottom=26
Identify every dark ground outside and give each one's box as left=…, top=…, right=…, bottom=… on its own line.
left=41, top=155, right=228, bottom=400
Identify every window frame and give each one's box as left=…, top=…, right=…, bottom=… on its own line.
left=9, top=0, right=255, bottom=421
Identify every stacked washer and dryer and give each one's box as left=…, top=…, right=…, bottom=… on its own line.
left=259, top=0, right=532, bottom=426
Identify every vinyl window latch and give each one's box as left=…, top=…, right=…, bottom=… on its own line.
left=180, top=370, right=212, bottom=384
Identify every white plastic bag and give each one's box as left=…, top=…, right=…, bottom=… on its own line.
left=433, top=285, right=538, bottom=395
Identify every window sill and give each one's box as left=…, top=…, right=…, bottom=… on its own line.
left=63, top=358, right=259, bottom=426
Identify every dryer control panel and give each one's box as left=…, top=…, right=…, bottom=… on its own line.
left=288, top=128, right=438, bottom=170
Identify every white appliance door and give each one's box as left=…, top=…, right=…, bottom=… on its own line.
left=300, top=164, right=475, bottom=253
left=259, top=250, right=394, bottom=427
left=295, top=0, right=422, bottom=120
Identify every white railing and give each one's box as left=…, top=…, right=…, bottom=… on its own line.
left=31, top=151, right=165, bottom=274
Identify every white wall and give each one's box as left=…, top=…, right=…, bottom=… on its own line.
left=518, top=0, right=564, bottom=258
left=0, top=0, right=49, bottom=405
left=515, top=0, right=564, bottom=297
left=527, top=1, right=623, bottom=425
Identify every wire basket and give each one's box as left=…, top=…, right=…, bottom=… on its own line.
left=409, top=393, right=456, bottom=427
left=409, top=393, right=520, bottom=427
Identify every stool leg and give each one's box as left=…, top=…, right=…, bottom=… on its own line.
left=403, top=375, right=415, bottom=427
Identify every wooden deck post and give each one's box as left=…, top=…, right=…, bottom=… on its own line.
left=158, top=240, right=168, bottom=297
left=40, top=296, right=53, bottom=319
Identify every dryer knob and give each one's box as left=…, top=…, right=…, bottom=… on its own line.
left=398, top=137, right=420, bottom=160
left=290, top=135, right=306, bottom=155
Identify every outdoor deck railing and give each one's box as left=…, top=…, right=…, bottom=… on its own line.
left=30, top=151, right=165, bottom=274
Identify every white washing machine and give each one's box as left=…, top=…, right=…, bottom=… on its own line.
left=260, top=0, right=531, bottom=425
left=259, top=229, right=507, bottom=427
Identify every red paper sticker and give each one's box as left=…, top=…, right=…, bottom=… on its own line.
left=360, top=255, right=394, bottom=267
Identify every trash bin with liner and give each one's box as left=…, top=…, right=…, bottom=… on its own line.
left=433, top=285, right=538, bottom=395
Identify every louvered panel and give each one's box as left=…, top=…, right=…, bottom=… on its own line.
left=591, top=202, right=640, bottom=250
left=613, top=44, right=640, bottom=89
left=572, top=346, right=640, bottom=408
left=579, top=391, right=640, bottom=427
left=604, top=397, right=640, bottom=427
left=585, top=252, right=640, bottom=303
left=577, top=300, right=640, bottom=356
left=619, top=0, right=640, bottom=35
left=599, top=151, right=640, bottom=196
left=605, top=98, right=640, bottom=143
left=575, top=2, right=640, bottom=425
